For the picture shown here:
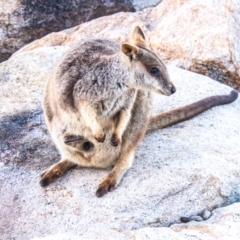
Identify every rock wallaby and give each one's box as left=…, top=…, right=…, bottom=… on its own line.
left=40, top=26, right=238, bottom=197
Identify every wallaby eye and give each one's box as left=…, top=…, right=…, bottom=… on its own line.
left=82, top=141, right=94, bottom=151
left=148, top=67, right=159, bottom=75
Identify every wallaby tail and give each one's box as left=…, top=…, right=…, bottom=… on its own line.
left=147, top=90, right=238, bottom=134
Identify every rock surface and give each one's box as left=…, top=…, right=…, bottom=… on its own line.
left=130, top=0, right=163, bottom=11
left=0, top=42, right=240, bottom=239
left=0, top=0, right=134, bottom=63
left=16, top=0, right=240, bottom=89
left=30, top=201, right=240, bottom=240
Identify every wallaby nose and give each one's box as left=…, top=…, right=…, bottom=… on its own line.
left=171, top=86, right=176, bottom=94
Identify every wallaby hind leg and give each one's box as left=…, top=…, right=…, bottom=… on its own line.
left=96, top=149, right=135, bottom=197
left=40, top=159, right=76, bottom=187
left=96, top=91, right=149, bottom=197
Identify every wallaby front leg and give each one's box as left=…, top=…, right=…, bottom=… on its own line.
left=111, top=90, right=137, bottom=146
left=40, top=159, right=76, bottom=187
left=96, top=149, right=135, bottom=197
left=111, top=109, right=132, bottom=146
left=81, top=105, right=105, bottom=142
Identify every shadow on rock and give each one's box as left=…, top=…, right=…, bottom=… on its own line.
left=0, top=109, right=59, bottom=169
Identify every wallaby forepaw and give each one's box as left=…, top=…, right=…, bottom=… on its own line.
left=96, top=176, right=116, bottom=197
left=94, top=132, right=106, bottom=143
left=111, top=133, right=121, bottom=147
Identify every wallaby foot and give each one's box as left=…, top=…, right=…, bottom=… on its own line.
left=40, top=160, right=76, bottom=187
left=96, top=172, right=117, bottom=197
left=110, top=133, right=121, bottom=147
left=94, top=131, right=106, bottom=142
left=96, top=149, right=135, bottom=197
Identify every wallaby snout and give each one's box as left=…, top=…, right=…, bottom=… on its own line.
left=171, top=85, right=176, bottom=94
left=155, top=80, right=176, bottom=96
left=163, top=84, right=176, bottom=96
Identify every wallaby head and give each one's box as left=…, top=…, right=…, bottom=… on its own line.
left=121, top=26, right=176, bottom=96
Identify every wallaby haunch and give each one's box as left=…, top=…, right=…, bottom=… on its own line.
left=40, top=26, right=238, bottom=197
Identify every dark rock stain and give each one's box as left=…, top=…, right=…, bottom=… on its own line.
left=0, top=109, right=59, bottom=168
left=0, top=0, right=135, bottom=62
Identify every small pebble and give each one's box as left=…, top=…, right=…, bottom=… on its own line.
left=202, top=210, right=211, bottom=220
left=190, top=215, right=203, bottom=222
left=180, top=217, right=190, bottom=223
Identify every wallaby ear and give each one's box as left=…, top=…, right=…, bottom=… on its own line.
left=131, top=26, right=146, bottom=47
left=121, top=43, right=140, bottom=61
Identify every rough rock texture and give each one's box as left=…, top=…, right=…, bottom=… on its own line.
left=0, top=0, right=134, bottom=63
left=0, top=43, right=240, bottom=239
left=16, top=0, right=240, bottom=89
left=31, top=203, right=240, bottom=239
left=149, top=0, right=240, bottom=90
left=130, top=0, right=163, bottom=11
